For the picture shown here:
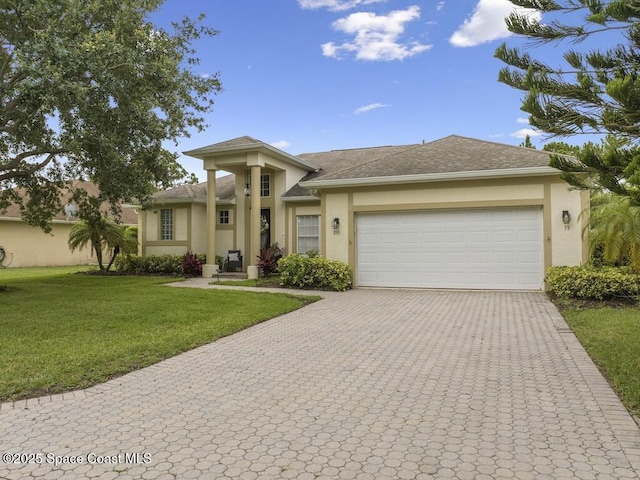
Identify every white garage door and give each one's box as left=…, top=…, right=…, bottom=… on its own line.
left=356, top=208, right=544, bottom=290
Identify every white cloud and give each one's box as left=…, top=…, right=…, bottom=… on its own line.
left=298, top=0, right=386, bottom=11
left=488, top=133, right=505, bottom=138
left=322, top=6, right=432, bottom=61
left=449, top=0, right=541, bottom=48
left=510, top=128, right=542, bottom=139
left=354, top=103, right=388, bottom=114
left=516, top=117, right=530, bottom=124
left=270, top=140, right=291, bottom=150
left=436, top=2, right=445, bottom=11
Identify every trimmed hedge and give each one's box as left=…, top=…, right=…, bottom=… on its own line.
left=546, top=266, right=640, bottom=300
left=278, top=254, right=352, bottom=292
left=115, top=253, right=208, bottom=276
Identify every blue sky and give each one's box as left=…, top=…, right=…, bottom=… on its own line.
left=149, top=0, right=587, bottom=180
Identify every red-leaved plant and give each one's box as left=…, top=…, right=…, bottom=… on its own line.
left=257, top=243, right=284, bottom=276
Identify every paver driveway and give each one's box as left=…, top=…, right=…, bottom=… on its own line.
left=1, top=289, right=639, bottom=479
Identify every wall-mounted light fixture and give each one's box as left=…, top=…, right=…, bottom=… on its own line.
left=244, top=167, right=251, bottom=197
left=332, top=217, right=340, bottom=233
left=562, top=210, right=571, bottom=230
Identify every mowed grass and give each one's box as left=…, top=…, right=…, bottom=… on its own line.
left=562, top=307, right=640, bottom=418
left=0, top=267, right=316, bottom=401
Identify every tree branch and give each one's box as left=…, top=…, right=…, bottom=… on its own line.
left=0, top=149, right=66, bottom=182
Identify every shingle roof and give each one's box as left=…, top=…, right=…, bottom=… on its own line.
left=162, top=135, right=559, bottom=201
left=152, top=182, right=207, bottom=202
left=183, top=136, right=320, bottom=172
left=215, top=174, right=236, bottom=201
left=151, top=174, right=236, bottom=203
left=283, top=144, right=414, bottom=197
left=305, top=135, right=554, bottom=182
left=196, top=136, right=263, bottom=150
left=1, top=180, right=138, bottom=224
left=286, top=135, right=556, bottom=196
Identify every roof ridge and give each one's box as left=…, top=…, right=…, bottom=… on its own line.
left=441, top=134, right=553, bottom=156
left=299, top=143, right=417, bottom=156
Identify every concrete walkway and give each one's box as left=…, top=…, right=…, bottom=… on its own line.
left=1, top=289, right=639, bottom=479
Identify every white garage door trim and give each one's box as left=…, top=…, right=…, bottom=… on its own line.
left=356, top=207, right=544, bottom=290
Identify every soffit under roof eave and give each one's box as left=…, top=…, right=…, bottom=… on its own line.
left=299, top=167, right=561, bottom=189
left=183, top=143, right=320, bottom=173
left=281, top=195, right=320, bottom=203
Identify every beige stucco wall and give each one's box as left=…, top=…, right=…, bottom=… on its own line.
left=203, top=151, right=310, bottom=193
left=175, top=208, right=188, bottom=241
left=284, top=203, right=321, bottom=254
left=549, top=183, right=588, bottom=266
left=352, top=182, right=544, bottom=207
left=316, top=176, right=585, bottom=276
left=141, top=205, right=191, bottom=256
left=144, top=245, right=189, bottom=256
left=142, top=206, right=188, bottom=243
left=191, top=204, right=207, bottom=254
left=198, top=149, right=317, bottom=265
left=216, top=230, right=235, bottom=259
left=140, top=174, right=586, bottom=282
left=145, top=210, right=158, bottom=242
left=0, top=219, right=96, bottom=267
left=323, top=193, right=350, bottom=263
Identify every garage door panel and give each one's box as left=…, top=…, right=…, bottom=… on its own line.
left=356, top=208, right=543, bottom=290
left=494, top=253, right=515, bottom=264
left=518, top=229, right=541, bottom=241
left=468, top=253, right=491, bottom=262
left=494, top=231, right=515, bottom=243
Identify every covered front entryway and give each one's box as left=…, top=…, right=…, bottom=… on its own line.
left=355, top=207, right=544, bottom=290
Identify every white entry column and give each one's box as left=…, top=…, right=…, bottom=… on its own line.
left=202, top=169, right=218, bottom=277
left=247, top=165, right=261, bottom=279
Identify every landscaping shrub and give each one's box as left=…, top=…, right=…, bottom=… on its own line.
left=546, top=266, right=640, bottom=301
left=115, top=254, right=183, bottom=275
left=257, top=243, right=284, bottom=276
left=180, top=251, right=203, bottom=277
left=278, top=254, right=352, bottom=291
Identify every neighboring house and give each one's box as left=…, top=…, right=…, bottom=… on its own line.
left=0, top=181, right=137, bottom=268
left=137, top=135, right=587, bottom=290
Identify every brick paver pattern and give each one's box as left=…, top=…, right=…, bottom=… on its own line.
left=1, top=290, right=639, bottom=479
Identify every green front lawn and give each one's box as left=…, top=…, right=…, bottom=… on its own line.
left=561, top=306, right=640, bottom=418
left=211, top=277, right=282, bottom=288
left=0, top=267, right=316, bottom=402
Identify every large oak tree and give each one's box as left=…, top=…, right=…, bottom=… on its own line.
left=0, top=0, right=221, bottom=230
left=495, top=1, right=640, bottom=202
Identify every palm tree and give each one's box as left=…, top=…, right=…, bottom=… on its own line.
left=586, top=192, right=640, bottom=271
left=68, top=217, right=125, bottom=271
left=120, top=226, right=138, bottom=255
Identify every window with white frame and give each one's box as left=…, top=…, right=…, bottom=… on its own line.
left=297, top=215, right=320, bottom=254
left=218, top=210, right=230, bottom=225
left=160, top=209, right=173, bottom=240
left=260, top=174, right=270, bottom=197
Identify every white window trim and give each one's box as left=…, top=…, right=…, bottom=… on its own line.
left=160, top=208, right=174, bottom=241
left=260, top=173, right=270, bottom=198
left=296, top=215, right=320, bottom=254
left=218, top=209, right=230, bottom=225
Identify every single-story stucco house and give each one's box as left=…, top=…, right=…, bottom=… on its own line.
left=0, top=180, right=138, bottom=268
left=137, top=134, right=588, bottom=290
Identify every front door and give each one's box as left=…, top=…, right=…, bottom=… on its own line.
left=260, top=208, right=271, bottom=248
